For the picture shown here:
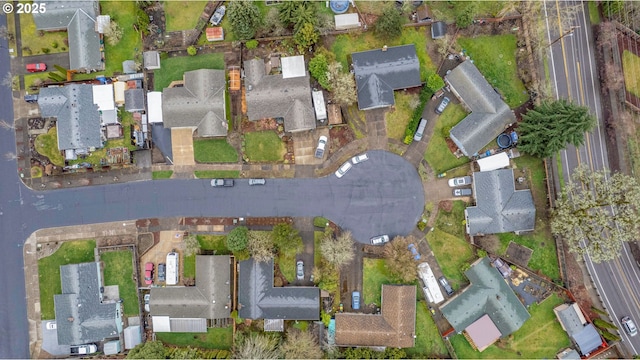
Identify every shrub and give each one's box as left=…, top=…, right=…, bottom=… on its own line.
left=403, top=87, right=434, bottom=144
left=51, top=41, right=59, bottom=49
left=477, top=249, right=488, bottom=258
left=426, top=72, right=445, bottom=92
left=159, top=51, right=169, bottom=60
left=598, top=329, right=621, bottom=342
left=309, top=52, right=330, bottom=90
left=594, top=318, right=618, bottom=330
left=41, top=48, right=50, bottom=54
left=456, top=3, right=477, bottom=29
left=227, top=226, right=248, bottom=252
left=374, top=6, right=403, bottom=39
left=187, top=45, right=197, bottom=56
left=313, top=217, right=329, bottom=228
left=245, top=39, right=259, bottom=49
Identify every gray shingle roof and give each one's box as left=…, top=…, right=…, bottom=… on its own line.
left=54, top=262, right=119, bottom=345
left=446, top=61, right=516, bottom=156
left=352, top=44, right=422, bottom=110
left=143, top=51, right=161, bottom=70
left=238, top=258, right=320, bottom=320
left=124, top=89, right=145, bottom=112
left=39, top=84, right=102, bottom=152
left=554, top=303, right=602, bottom=355
left=572, top=324, right=601, bottom=355
left=244, top=59, right=316, bottom=132
left=465, top=169, right=536, bottom=235
left=441, top=257, right=530, bottom=337
left=150, top=255, right=231, bottom=320
left=33, top=1, right=102, bottom=71
left=162, top=69, right=227, bottom=137
left=431, top=21, right=447, bottom=39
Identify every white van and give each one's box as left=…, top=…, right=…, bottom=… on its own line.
left=166, top=252, right=179, bottom=285
left=414, top=118, right=428, bottom=141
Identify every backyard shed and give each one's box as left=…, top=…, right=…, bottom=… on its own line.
left=114, top=81, right=126, bottom=106
left=143, top=51, right=161, bottom=70
left=334, top=13, right=361, bottom=30
left=312, top=90, right=327, bottom=121
left=103, top=340, right=121, bottom=355
left=477, top=152, right=510, bottom=172
left=124, top=325, right=141, bottom=349
left=431, top=21, right=447, bottom=39
left=206, top=27, right=224, bottom=41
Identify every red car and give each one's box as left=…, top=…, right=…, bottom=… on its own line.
left=26, top=63, right=47, bottom=73
left=144, top=262, right=154, bottom=285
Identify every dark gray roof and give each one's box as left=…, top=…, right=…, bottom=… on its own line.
left=431, top=21, right=447, bottom=39
left=351, top=45, right=421, bottom=110
left=244, top=59, right=316, bottom=132
left=33, top=1, right=102, bottom=71
left=54, top=262, right=119, bottom=345
left=38, top=84, right=102, bottom=152
left=124, top=89, right=145, bottom=112
left=162, top=69, right=227, bottom=137
left=572, top=324, right=601, bottom=355
left=238, top=258, right=320, bottom=320
left=446, top=61, right=516, bottom=156
left=441, top=257, right=530, bottom=337
left=465, top=169, right=536, bottom=235
left=150, top=255, right=231, bottom=320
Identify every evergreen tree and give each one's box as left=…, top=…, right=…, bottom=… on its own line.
left=228, top=1, right=263, bottom=40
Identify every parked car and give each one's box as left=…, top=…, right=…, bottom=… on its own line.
left=144, top=262, right=154, bottom=285
left=435, top=96, right=450, bottom=114
left=413, top=118, right=428, bottom=141
left=249, top=178, right=266, bottom=185
left=315, top=136, right=328, bottom=158
left=622, top=316, right=638, bottom=337
left=144, top=293, right=150, bottom=312
left=448, top=176, right=472, bottom=187
left=70, top=344, right=98, bottom=355
left=453, top=188, right=472, bottom=197
left=335, top=161, right=353, bottom=178
left=45, top=321, right=56, bottom=330
left=351, top=153, right=369, bottom=165
left=24, top=94, right=38, bottom=103
left=209, top=4, right=226, bottom=26
left=439, top=276, right=454, bottom=296
left=211, top=179, right=234, bottom=187
left=157, top=263, right=166, bottom=282
left=296, top=260, right=304, bottom=280
left=370, top=235, right=390, bottom=245
left=352, top=291, right=360, bottom=310
left=408, top=243, right=421, bottom=260
left=26, top=63, right=46, bottom=72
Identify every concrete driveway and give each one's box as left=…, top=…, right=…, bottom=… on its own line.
left=293, top=129, right=329, bottom=165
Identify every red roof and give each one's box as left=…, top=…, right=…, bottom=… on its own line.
left=206, top=27, right=224, bottom=41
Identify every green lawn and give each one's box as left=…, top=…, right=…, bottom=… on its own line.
left=194, top=170, right=240, bottom=178
left=152, top=170, right=173, bottom=179
left=194, top=139, right=238, bottom=163
left=101, top=250, right=139, bottom=315
left=183, top=254, right=196, bottom=279
left=244, top=131, right=286, bottom=162
left=101, top=1, right=142, bottom=76
left=314, top=231, right=322, bottom=267
left=165, top=1, right=207, bottom=32
left=363, top=259, right=395, bottom=306
left=156, top=326, right=233, bottom=350
left=450, top=294, right=570, bottom=358
left=154, top=53, right=225, bottom=91
left=19, top=12, right=68, bottom=56
left=424, top=103, right=470, bottom=173
left=279, top=247, right=297, bottom=283
left=623, top=50, right=640, bottom=98
left=588, top=1, right=601, bottom=25
left=38, top=240, right=97, bottom=320
left=24, top=73, right=50, bottom=94
left=458, top=35, right=529, bottom=108
left=331, top=27, right=435, bottom=81
left=428, top=1, right=507, bottom=23
left=197, top=234, right=230, bottom=253
left=406, top=301, right=448, bottom=358
left=35, top=127, right=64, bottom=167
left=386, top=92, right=419, bottom=141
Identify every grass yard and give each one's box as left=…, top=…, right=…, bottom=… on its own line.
left=183, top=254, right=196, bottom=279
left=194, top=139, right=238, bottom=163
left=38, top=240, right=96, bottom=320
left=279, top=247, right=297, bottom=283
left=165, top=1, right=207, bottom=32
left=406, top=301, right=448, bottom=358
left=331, top=27, right=435, bottom=81
left=424, top=103, right=470, bottom=173
left=386, top=92, right=419, bottom=141
left=35, top=127, right=64, bottom=167
left=185, top=235, right=229, bottom=280
left=428, top=1, right=507, bottom=22
left=588, top=1, right=601, bottom=25
left=450, top=293, right=570, bottom=358
left=623, top=50, right=640, bottom=98
left=157, top=326, right=233, bottom=350
left=244, top=131, right=286, bottom=162
left=152, top=170, right=173, bottom=179
left=154, top=53, right=225, bottom=91
left=101, top=250, right=139, bottom=315
left=24, top=73, right=50, bottom=94
left=314, top=231, right=323, bottom=267
left=458, top=35, right=529, bottom=108
left=19, top=13, right=68, bottom=56
left=363, top=259, right=395, bottom=306
left=194, top=170, right=240, bottom=179
left=101, top=1, right=142, bottom=76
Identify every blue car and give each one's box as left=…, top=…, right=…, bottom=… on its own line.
left=352, top=291, right=360, bottom=310
left=408, top=243, right=421, bottom=260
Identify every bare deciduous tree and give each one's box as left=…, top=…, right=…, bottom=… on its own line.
left=234, top=333, right=281, bottom=360
left=383, top=235, right=418, bottom=282
left=183, top=234, right=200, bottom=257
left=247, top=231, right=275, bottom=262
left=104, top=20, right=123, bottom=46
left=327, top=62, right=357, bottom=106
left=319, top=230, right=355, bottom=268
left=280, top=329, right=322, bottom=359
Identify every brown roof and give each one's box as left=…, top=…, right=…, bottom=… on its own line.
left=335, top=285, right=416, bottom=348
left=465, top=314, right=501, bottom=351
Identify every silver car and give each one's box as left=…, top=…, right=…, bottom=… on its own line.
left=249, top=178, right=266, bottom=185
left=296, top=261, right=304, bottom=280
left=335, top=161, right=353, bottom=178
left=622, top=316, right=638, bottom=336
left=351, top=153, right=369, bottom=165
left=370, top=235, right=390, bottom=245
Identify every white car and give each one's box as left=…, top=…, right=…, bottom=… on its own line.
left=448, top=176, right=472, bottom=187
left=45, top=321, right=56, bottom=330
left=351, top=153, right=369, bottom=165
left=335, top=161, right=353, bottom=178
left=144, top=293, right=150, bottom=312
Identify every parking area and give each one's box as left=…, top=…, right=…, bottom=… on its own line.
left=139, top=230, right=185, bottom=287
left=170, top=128, right=195, bottom=166
left=292, top=128, right=330, bottom=165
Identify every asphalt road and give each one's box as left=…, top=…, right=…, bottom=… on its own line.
left=545, top=1, right=640, bottom=355
left=0, top=13, right=425, bottom=357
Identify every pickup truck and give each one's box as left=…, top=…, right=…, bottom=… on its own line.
left=315, top=136, right=328, bottom=159
left=70, top=344, right=98, bottom=355
left=210, top=179, right=234, bottom=187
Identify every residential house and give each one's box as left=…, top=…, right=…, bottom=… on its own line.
left=143, top=51, right=161, bottom=70
left=238, top=258, right=320, bottom=320
left=125, top=89, right=146, bottom=113
left=32, top=1, right=103, bottom=71
left=150, top=255, right=232, bottom=333
left=54, top=262, right=121, bottom=345
left=92, top=84, right=117, bottom=125
left=465, top=169, right=536, bottom=236
left=351, top=44, right=422, bottom=110
left=162, top=69, right=227, bottom=137
left=554, top=303, right=603, bottom=356
left=335, top=285, right=416, bottom=348
left=445, top=60, right=516, bottom=157
left=441, top=257, right=530, bottom=351
left=38, top=84, right=102, bottom=159
left=244, top=56, right=316, bottom=132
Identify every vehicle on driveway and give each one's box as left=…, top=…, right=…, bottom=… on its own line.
left=45, top=321, right=56, bottom=330
left=315, top=136, right=328, bottom=158
left=296, top=260, right=304, bottom=280
left=335, top=161, right=353, bottom=178
left=209, top=5, right=226, bottom=25
left=439, top=276, right=454, bottom=296
left=158, top=263, right=166, bottom=282
left=413, top=118, right=428, bottom=141
left=453, top=188, right=472, bottom=197
left=144, top=293, right=150, bottom=312
left=211, top=179, right=234, bottom=187
left=622, top=316, right=638, bottom=336
left=408, top=243, right=421, bottom=260
left=351, top=153, right=369, bottom=165
left=24, top=94, right=38, bottom=103
left=448, top=176, right=472, bottom=187
left=144, top=262, right=154, bottom=285
left=370, top=235, right=390, bottom=245
left=352, top=291, right=360, bottom=310
left=249, top=178, right=266, bottom=185
left=435, top=96, right=450, bottom=114
left=26, top=63, right=46, bottom=72
left=70, top=344, right=98, bottom=355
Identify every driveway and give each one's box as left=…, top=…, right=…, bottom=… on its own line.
left=293, top=129, right=329, bottom=165
left=11, top=53, right=70, bottom=76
